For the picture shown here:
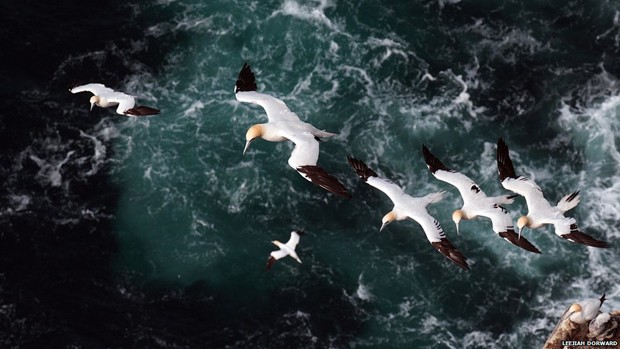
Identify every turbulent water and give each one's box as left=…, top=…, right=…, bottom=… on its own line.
left=2, top=0, right=620, bottom=347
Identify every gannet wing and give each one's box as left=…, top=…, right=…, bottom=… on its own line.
left=270, top=250, right=288, bottom=260
left=235, top=63, right=301, bottom=122
left=412, top=212, right=470, bottom=270
left=285, top=230, right=303, bottom=250
left=480, top=206, right=541, bottom=253
left=289, top=133, right=350, bottom=198
left=554, top=220, right=610, bottom=248
left=347, top=156, right=404, bottom=203
left=70, top=83, right=115, bottom=96
left=496, top=138, right=544, bottom=207
left=106, top=92, right=136, bottom=115
left=422, top=145, right=485, bottom=204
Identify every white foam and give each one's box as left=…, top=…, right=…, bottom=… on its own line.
left=273, top=0, right=340, bottom=32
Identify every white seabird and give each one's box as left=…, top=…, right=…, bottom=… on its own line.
left=267, top=230, right=304, bottom=271
left=347, top=156, right=470, bottom=270
left=565, top=293, right=607, bottom=324
left=70, top=83, right=160, bottom=116
left=422, top=145, right=541, bottom=254
left=235, top=63, right=350, bottom=198
left=496, top=138, right=610, bottom=248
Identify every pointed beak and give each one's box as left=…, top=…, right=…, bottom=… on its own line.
left=90, top=102, right=95, bottom=111
left=517, top=226, right=522, bottom=240
left=243, top=140, right=252, bottom=156
left=379, top=222, right=388, bottom=232
left=455, top=222, right=460, bottom=236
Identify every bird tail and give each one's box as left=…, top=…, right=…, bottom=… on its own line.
left=556, top=190, right=580, bottom=213
left=422, top=191, right=445, bottom=205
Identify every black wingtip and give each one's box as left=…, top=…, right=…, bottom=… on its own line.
left=497, top=138, right=518, bottom=181
left=266, top=256, right=276, bottom=271
left=124, top=105, right=161, bottom=116
left=293, top=230, right=306, bottom=237
left=422, top=145, right=451, bottom=174
left=431, top=238, right=470, bottom=270
left=566, top=190, right=580, bottom=202
left=347, top=156, right=378, bottom=182
left=297, top=165, right=352, bottom=198
left=236, top=62, right=257, bottom=93
left=563, top=225, right=610, bottom=248
left=498, top=229, right=542, bottom=254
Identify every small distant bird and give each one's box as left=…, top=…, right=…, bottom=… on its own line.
left=267, top=230, right=304, bottom=271
left=234, top=63, right=350, bottom=198
left=496, top=138, right=610, bottom=248
left=347, top=156, right=469, bottom=270
left=422, top=145, right=540, bottom=253
left=70, top=83, right=160, bottom=116
left=565, top=293, right=607, bottom=324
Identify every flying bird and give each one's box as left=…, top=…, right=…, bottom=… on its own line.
left=267, top=230, right=304, bottom=271
left=347, top=156, right=469, bottom=270
left=235, top=63, right=350, bottom=198
left=496, top=138, right=609, bottom=248
left=70, top=83, right=160, bottom=116
left=422, top=145, right=540, bottom=253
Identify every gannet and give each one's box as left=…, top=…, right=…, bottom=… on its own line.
left=565, top=293, right=607, bottom=324
left=267, top=230, right=304, bottom=271
left=70, top=83, right=160, bottom=116
left=347, top=156, right=470, bottom=270
left=422, top=145, right=541, bottom=253
left=235, top=63, right=350, bottom=198
left=496, top=138, right=610, bottom=248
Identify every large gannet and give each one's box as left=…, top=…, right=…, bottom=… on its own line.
left=496, top=138, right=610, bottom=248
left=235, top=63, right=350, bottom=198
left=267, top=230, right=304, bottom=271
left=422, top=145, right=541, bottom=254
left=347, top=156, right=470, bottom=270
left=565, top=293, right=607, bottom=324
left=70, top=83, right=160, bottom=116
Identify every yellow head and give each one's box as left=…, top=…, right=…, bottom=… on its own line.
left=567, top=303, right=584, bottom=324
left=89, top=95, right=100, bottom=111
left=243, top=125, right=263, bottom=155
left=516, top=216, right=530, bottom=239
left=380, top=211, right=397, bottom=232
left=452, top=210, right=464, bottom=235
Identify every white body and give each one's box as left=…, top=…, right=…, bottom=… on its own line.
left=268, top=231, right=303, bottom=270
left=432, top=168, right=515, bottom=236
left=71, top=83, right=136, bottom=115
left=235, top=90, right=336, bottom=172
left=500, top=176, right=579, bottom=237
left=366, top=176, right=447, bottom=244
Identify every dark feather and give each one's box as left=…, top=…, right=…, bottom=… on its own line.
left=235, top=63, right=257, bottom=93
left=498, top=229, right=542, bottom=254
left=422, top=145, right=453, bottom=174
left=562, top=224, right=610, bottom=248
left=497, top=138, right=518, bottom=181
left=266, top=256, right=276, bottom=271
left=431, top=238, right=470, bottom=270
left=297, top=165, right=351, bottom=198
left=347, top=156, right=378, bottom=181
left=124, top=105, right=160, bottom=116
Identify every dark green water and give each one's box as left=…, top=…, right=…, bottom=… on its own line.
left=1, top=0, right=619, bottom=348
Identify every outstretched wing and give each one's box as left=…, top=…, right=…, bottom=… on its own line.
left=347, top=156, right=404, bottom=203
left=480, top=206, right=541, bottom=253
left=235, top=63, right=301, bottom=123
left=285, top=230, right=303, bottom=250
left=106, top=92, right=136, bottom=115
left=414, top=213, right=469, bottom=270
left=422, top=145, right=485, bottom=204
left=289, top=133, right=350, bottom=198
left=70, top=83, right=115, bottom=96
